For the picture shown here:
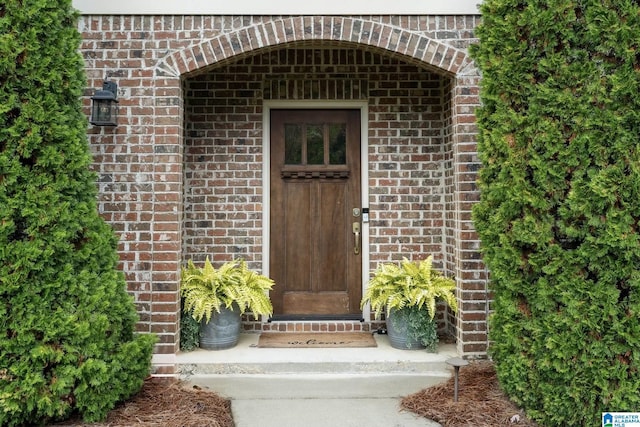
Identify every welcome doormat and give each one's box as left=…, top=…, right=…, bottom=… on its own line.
left=257, top=332, right=377, bottom=348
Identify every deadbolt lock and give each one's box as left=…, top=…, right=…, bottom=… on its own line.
left=353, top=208, right=361, bottom=217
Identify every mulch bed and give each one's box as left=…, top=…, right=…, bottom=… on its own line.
left=401, top=361, right=538, bottom=427
left=51, top=377, right=234, bottom=427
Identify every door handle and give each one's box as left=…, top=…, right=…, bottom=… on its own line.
left=352, top=222, right=361, bottom=255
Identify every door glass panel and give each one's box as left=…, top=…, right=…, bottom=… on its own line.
left=329, top=123, right=347, bottom=165
left=284, top=124, right=302, bottom=165
left=285, top=121, right=348, bottom=166
left=306, top=125, right=324, bottom=165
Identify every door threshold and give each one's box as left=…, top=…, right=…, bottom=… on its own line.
left=269, top=315, right=364, bottom=322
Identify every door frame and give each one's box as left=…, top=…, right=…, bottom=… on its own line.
left=262, top=100, right=370, bottom=321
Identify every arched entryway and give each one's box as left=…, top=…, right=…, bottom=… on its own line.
left=168, top=16, right=483, bottom=356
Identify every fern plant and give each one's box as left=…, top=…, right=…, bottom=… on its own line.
left=361, top=256, right=457, bottom=350
left=181, top=258, right=274, bottom=323
left=361, top=256, right=457, bottom=319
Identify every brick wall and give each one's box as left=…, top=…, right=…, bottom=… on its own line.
left=79, top=14, right=486, bottom=366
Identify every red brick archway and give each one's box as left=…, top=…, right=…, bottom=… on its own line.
left=156, top=17, right=475, bottom=77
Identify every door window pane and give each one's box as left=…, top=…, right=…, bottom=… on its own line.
left=285, top=121, right=349, bottom=166
left=329, top=124, right=347, bottom=165
left=284, top=124, right=302, bottom=164
left=306, top=125, right=324, bottom=165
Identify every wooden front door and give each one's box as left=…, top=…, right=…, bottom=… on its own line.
left=270, top=109, right=362, bottom=318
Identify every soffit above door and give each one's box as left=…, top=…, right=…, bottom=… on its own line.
left=72, top=0, right=481, bottom=15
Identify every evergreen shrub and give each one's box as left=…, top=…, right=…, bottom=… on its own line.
left=0, top=1, right=155, bottom=425
left=472, top=1, right=640, bottom=425
left=180, top=299, right=200, bottom=352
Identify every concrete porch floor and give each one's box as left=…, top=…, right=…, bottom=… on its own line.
left=175, top=333, right=457, bottom=427
left=177, top=332, right=459, bottom=376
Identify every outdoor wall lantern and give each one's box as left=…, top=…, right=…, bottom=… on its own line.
left=90, top=81, right=118, bottom=126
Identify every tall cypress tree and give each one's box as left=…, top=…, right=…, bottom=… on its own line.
left=472, top=1, right=640, bottom=425
left=0, top=1, right=155, bottom=425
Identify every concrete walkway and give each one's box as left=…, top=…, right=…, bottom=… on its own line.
left=178, top=333, right=454, bottom=427
left=216, top=374, right=442, bottom=427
